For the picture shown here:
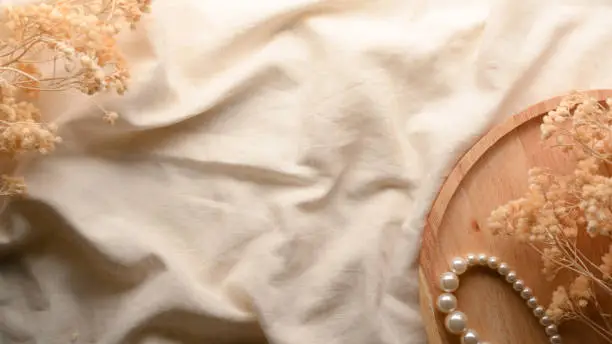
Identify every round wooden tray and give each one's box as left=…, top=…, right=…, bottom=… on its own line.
left=418, top=90, right=612, bottom=344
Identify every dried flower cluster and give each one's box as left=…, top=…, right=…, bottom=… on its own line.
left=0, top=0, right=150, bottom=196
left=488, top=91, right=612, bottom=342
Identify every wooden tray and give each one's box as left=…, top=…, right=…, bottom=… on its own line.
left=418, top=90, right=612, bottom=344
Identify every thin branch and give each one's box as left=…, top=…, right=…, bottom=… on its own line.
left=2, top=39, right=43, bottom=66
left=576, top=311, right=612, bottom=342
left=592, top=296, right=612, bottom=332
left=0, top=66, right=40, bottom=81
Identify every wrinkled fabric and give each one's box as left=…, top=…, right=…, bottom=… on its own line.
left=3, top=0, right=612, bottom=343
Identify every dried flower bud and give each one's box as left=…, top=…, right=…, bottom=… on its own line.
left=102, top=111, right=118, bottom=125
left=1, top=175, right=26, bottom=196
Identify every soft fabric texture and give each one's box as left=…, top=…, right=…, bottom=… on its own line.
left=2, top=0, right=612, bottom=343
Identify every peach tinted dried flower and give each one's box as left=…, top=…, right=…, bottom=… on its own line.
left=488, top=92, right=612, bottom=342
left=0, top=0, right=150, bottom=196
left=0, top=174, right=26, bottom=195
left=547, top=286, right=571, bottom=322
left=569, top=275, right=592, bottom=307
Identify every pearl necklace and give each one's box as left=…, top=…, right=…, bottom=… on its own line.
left=436, top=253, right=563, bottom=344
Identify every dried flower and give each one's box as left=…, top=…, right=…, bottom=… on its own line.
left=547, top=286, right=571, bottom=322
left=0, top=0, right=150, bottom=196
left=0, top=174, right=26, bottom=195
left=569, top=275, right=592, bottom=307
left=102, top=110, right=118, bottom=125
left=488, top=91, right=612, bottom=342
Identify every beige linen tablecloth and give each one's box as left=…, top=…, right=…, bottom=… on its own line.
left=2, top=0, right=612, bottom=343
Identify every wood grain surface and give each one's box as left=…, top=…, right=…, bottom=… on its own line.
left=419, top=90, right=612, bottom=344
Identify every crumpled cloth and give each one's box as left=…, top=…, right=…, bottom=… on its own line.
left=2, top=0, right=612, bottom=343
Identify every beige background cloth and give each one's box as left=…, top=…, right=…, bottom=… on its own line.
left=2, top=0, right=612, bottom=343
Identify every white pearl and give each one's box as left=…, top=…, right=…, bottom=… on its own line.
left=436, top=293, right=457, bottom=313
left=444, top=311, right=468, bottom=334
left=550, top=334, right=562, bottom=344
left=546, top=324, right=558, bottom=336
left=497, top=262, right=510, bottom=275
left=527, top=297, right=538, bottom=309
left=540, top=316, right=552, bottom=326
left=505, top=271, right=517, bottom=283
left=461, top=329, right=479, bottom=344
left=533, top=306, right=545, bottom=318
left=451, top=257, right=468, bottom=275
left=466, top=253, right=477, bottom=266
left=513, top=279, right=525, bottom=291
left=477, top=253, right=488, bottom=265
left=521, top=287, right=533, bottom=299
left=439, top=272, right=460, bottom=292
left=487, top=256, right=499, bottom=269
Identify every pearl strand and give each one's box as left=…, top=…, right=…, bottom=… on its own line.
left=436, top=253, right=562, bottom=344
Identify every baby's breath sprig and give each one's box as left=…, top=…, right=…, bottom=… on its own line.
left=488, top=91, right=612, bottom=343
left=0, top=0, right=150, bottom=196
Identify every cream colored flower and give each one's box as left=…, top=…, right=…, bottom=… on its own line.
left=568, top=275, right=592, bottom=306
left=547, top=286, right=571, bottom=323
left=0, top=175, right=26, bottom=195
left=489, top=92, right=612, bottom=338
left=0, top=0, right=149, bottom=195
